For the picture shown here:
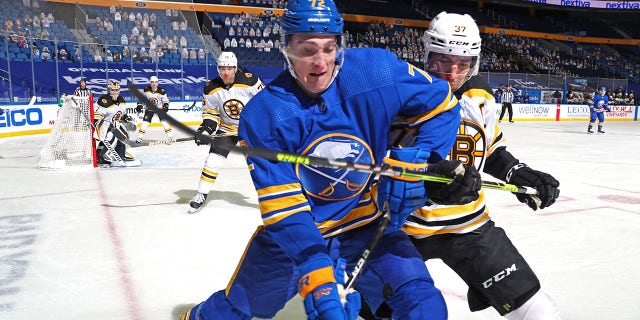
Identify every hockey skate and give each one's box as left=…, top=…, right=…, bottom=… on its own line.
left=587, top=129, right=594, bottom=134
left=135, top=137, right=143, bottom=143
left=189, top=193, right=207, bottom=213
left=598, top=129, right=605, bottom=133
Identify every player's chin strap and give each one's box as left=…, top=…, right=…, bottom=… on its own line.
left=128, top=85, right=537, bottom=195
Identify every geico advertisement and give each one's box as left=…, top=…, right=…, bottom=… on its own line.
left=0, top=101, right=203, bottom=137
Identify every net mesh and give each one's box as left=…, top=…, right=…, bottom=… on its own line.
left=37, top=96, right=95, bottom=169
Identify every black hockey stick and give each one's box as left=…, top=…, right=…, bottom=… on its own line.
left=345, top=205, right=390, bottom=291
left=128, top=85, right=538, bottom=195
left=168, top=101, right=197, bottom=111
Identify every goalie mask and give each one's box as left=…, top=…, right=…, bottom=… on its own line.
left=108, top=81, right=120, bottom=100
left=423, top=12, right=481, bottom=91
left=280, top=0, right=345, bottom=94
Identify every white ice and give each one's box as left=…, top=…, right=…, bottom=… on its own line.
left=1, top=121, right=639, bottom=320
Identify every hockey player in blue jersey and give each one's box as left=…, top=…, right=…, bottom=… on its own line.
left=179, top=1, right=482, bottom=319
left=588, top=87, right=609, bottom=134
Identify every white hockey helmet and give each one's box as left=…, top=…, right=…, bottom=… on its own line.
left=423, top=12, right=482, bottom=82
left=149, top=75, right=159, bottom=82
left=217, top=52, right=238, bottom=68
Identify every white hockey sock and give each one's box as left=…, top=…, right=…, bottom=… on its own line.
left=504, top=290, right=563, bottom=320
left=197, top=153, right=226, bottom=194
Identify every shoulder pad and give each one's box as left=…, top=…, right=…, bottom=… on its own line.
left=203, top=78, right=224, bottom=94
left=143, top=86, right=152, bottom=92
left=234, top=71, right=260, bottom=86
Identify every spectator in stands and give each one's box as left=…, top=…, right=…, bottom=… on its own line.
left=180, top=35, right=187, bottom=47
left=172, top=20, right=179, bottom=31
left=140, top=48, right=149, bottom=63
left=105, top=19, right=113, bottom=32
left=198, top=48, right=205, bottom=60
left=31, top=47, right=40, bottom=60
left=223, top=37, right=230, bottom=49
left=230, top=38, right=237, bottom=48
left=59, top=48, right=69, bottom=61
left=150, top=13, right=157, bottom=27
left=93, top=50, right=102, bottom=62
left=121, top=34, right=128, bottom=45
left=105, top=49, right=113, bottom=62
left=41, top=47, right=51, bottom=61
left=114, top=11, right=121, bottom=21
left=495, top=83, right=504, bottom=104
left=522, top=91, right=530, bottom=103
left=129, top=12, right=135, bottom=22
left=113, top=50, right=122, bottom=62
left=42, top=15, right=50, bottom=28
left=181, top=47, right=188, bottom=59
left=138, top=34, right=145, bottom=45
left=553, top=88, right=562, bottom=104
left=180, top=20, right=187, bottom=31
left=24, top=15, right=32, bottom=27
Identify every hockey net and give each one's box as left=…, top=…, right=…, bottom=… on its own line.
left=37, top=95, right=97, bottom=169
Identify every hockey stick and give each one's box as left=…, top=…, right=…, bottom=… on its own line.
left=70, top=97, right=127, bottom=167
left=113, top=130, right=235, bottom=147
left=128, top=85, right=538, bottom=195
left=345, top=205, right=390, bottom=291
left=168, top=101, right=197, bottom=111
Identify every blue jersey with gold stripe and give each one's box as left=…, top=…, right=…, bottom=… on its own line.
left=238, top=48, right=459, bottom=263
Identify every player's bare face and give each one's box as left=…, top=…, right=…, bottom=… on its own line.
left=286, top=34, right=337, bottom=94
left=218, top=66, right=236, bottom=85
left=151, top=81, right=158, bottom=91
left=427, top=53, right=473, bottom=91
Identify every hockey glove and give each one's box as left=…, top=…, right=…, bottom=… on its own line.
left=377, top=147, right=429, bottom=233
left=425, top=160, right=482, bottom=205
left=120, top=114, right=133, bottom=123
left=135, top=104, right=143, bottom=114
left=195, top=120, right=217, bottom=146
left=506, top=164, right=560, bottom=211
left=162, top=102, right=169, bottom=112
left=299, top=254, right=361, bottom=320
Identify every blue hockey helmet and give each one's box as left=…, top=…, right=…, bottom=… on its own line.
left=280, top=0, right=345, bottom=94
left=281, top=0, right=344, bottom=36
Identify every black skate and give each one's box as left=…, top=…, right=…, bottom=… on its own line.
left=189, top=193, right=208, bottom=213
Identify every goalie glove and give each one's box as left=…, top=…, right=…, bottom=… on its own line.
left=162, top=102, right=169, bottom=112
left=135, top=104, right=143, bottom=114
left=506, top=164, right=560, bottom=211
left=425, top=160, right=482, bottom=205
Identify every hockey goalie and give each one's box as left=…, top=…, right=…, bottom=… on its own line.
left=94, top=81, right=141, bottom=167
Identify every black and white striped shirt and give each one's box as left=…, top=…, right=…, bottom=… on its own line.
left=74, top=87, right=91, bottom=97
left=501, top=91, right=514, bottom=103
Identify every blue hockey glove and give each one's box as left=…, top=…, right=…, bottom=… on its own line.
left=507, top=163, right=560, bottom=211
left=377, top=147, right=429, bottom=233
left=299, top=254, right=361, bottom=320
left=426, top=160, right=482, bottom=205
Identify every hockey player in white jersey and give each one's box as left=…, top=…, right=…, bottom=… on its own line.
left=360, top=12, right=562, bottom=320
left=188, top=51, right=264, bottom=213
left=95, top=81, right=140, bottom=167
left=135, top=75, right=173, bottom=143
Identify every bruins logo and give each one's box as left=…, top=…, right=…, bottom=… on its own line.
left=223, top=98, right=244, bottom=120
left=449, top=119, right=486, bottom=169
left=150, top=97, right=159, bottom=106
left=244, top=72, right=253, bottom=78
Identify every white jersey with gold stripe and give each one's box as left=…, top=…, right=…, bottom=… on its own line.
left=202, top=71, right=264, bottom=134
left=403, top=75, right=506, bottom=238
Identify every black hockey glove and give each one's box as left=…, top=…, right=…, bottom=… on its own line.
left=120, top=114, right=133, bottom=122
left=135, top=104, right=143, bottom=113
left=194, top=126, right=208, bottom=146
left=162, top=102, right=169, bottom=112
left=506, top=164, right=560, bottom=211
left=425, top=160, right=482, bottom=205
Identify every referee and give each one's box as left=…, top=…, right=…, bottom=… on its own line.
left=499, top=84, right=514, bottom=123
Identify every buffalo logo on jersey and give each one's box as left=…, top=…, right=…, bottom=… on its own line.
left=223, top=98, right=244, bottom=120
left=450, top=119, right=486, bottom=169
left=296, top=135, right=373, bottom=201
